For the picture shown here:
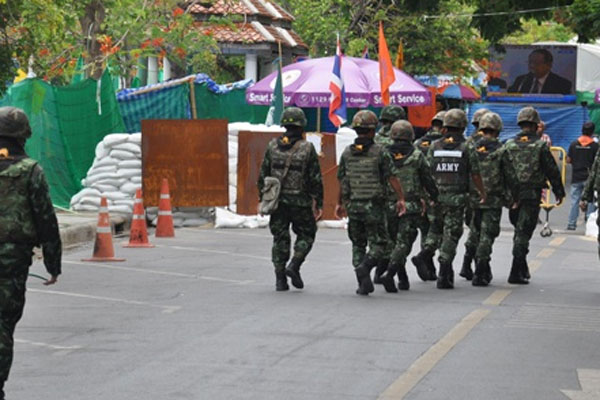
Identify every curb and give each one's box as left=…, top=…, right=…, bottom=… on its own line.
left=59, top=215, right=130, bottom=249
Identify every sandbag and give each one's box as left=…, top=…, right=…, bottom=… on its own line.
left=85, top=172, right=122, bottom=185
left=103, top=134, right=130, bottom=148
left=113, top=199, right=134, bottom=206
left=110, top=149, right=138, bottom=160
left=108, top=205, right=133, bottom=214
left=70, top=188, right=101, bottom=206
left=79, top=196, right=102, bottom=207
left=88, top=165, right=117, bottom=175
left=128, top=132, right=142, bottom=144
left=95, top=142, right=109, bottom=159
left=94, top=178, right=127, bottom=188
left=90, top=183, right=119, bottom=193
left=103, top=191, right=130, bottom=201
left=112, top=142, right=141, bottom=154
left=72, top=204, right=100, bottom=212
left=120, top=182, right=141, bottom=195
left=94, top=156, right=119, bottom=168
left=131, top=176, right=142, bottom=184
left=116, top=168, right=141, bottom=179
left=118, top=159, right=142, bottom=169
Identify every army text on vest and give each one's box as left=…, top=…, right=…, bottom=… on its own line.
left=0, top=158, right=38, bottom=243
left=344, top=144, right=385, bottom=201
left=431, top=139, right=468, bottom=193
left=269, top=140, right=312, bottom=195
left=504, top=134, right=546, bottom=189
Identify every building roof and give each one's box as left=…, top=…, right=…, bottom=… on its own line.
left=188, top=0, right=294, bottom=22
left=198, top=21, right=307, bottom=49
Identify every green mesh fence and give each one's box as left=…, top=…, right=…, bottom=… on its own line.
left=577, top=91, right=600, bottom=134
left=194, top=83, right=269, bottom=123
left=1, top=71, right=125, bottom=208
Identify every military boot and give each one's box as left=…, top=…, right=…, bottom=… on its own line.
left=411, top=249, right=434, bottom=282
left=374, top=258, right=389, bottom=285
left=508, top=257, right=529, bottom=285
left=275, top=271, right=289, bottom=291
left=396, top=264, right=410, bottom=291
left=285, top=258, right=304, bottom=289
left=484, top=260, right=493, bottom=283
left=437, top=261, right=454, bottom=289
left=459, top=250, right=474, bottom=281
left=472, top=259, right=489, bottom=287
left=355, top=255, right=377, bottom=295
left=522, top=258, right=531, bottom=280
left=426, top=258, right=437, bottom=281
left=380, top=262, right=399, bottom=293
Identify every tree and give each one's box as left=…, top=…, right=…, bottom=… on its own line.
left=563, top=0, right=600, bottom=43
left=0, top=0, right=221, bottom=94
left=502, top=18, right=575, bottom=44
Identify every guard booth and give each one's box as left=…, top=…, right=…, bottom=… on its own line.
left=141, top=119, right=230, bottom=207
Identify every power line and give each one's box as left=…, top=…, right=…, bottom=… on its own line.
left=422, top=5, right=569, bottom=20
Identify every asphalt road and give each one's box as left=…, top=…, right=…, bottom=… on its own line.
left=10, top=202, right=600, bottom=400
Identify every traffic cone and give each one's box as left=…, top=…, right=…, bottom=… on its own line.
left=82, top=197, right=125, bottom=262
left=124, top=189, right=154, bottom=248
left=156, top=178, right=175, bottom=237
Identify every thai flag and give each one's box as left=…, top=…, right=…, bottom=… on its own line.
left=328, top=35, right=347, bottom=128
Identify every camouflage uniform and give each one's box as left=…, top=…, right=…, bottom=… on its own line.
left=379, top=121, right=438, bottom=292
left=0, top=107, right=61, bottom=398
left=413, top=111, right=445, bottom=261
left=337, top=110, right=401, bottom=295
left=581, top=152, right=600, bottom=258
left=463, top=113, right=516, bottom=286
left=258, top=107, right=323, bottom=291
left=412, top=109, right=483, bottom=289
left=374, top=105, right=406, bottom=147
left=504, top=107, right=565, bottom=284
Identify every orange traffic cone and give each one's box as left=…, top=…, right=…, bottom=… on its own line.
left=82, top=197, right=125, bottom=262
left=155, top=178, right=175, bottom=237
left=124, top=189, right=154, bottom=248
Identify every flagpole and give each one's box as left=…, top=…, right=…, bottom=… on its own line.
left=317, top=107, right=321, bottom=133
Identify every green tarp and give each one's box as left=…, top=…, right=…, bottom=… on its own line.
left=577, top=91, right=600, bottom=134
left=194, top=83, right=269, bottom=123
left=0, top=71, right=125, bottom=208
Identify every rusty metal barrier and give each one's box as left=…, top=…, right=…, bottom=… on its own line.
left=141, top=119, right=229, bottom=207
left=540, top=146, right=567, bottom=237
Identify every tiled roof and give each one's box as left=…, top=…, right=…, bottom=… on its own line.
left=197, top=21, right=308, bottom=49
left=188, top=0, right=294, bottom=21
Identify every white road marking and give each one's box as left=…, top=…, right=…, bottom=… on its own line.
left=163, top=245, right=272, bottom=261
left=28, top=288, right=181, bottom=314
left=15, top=338, right=83, bottom=351
left=378, top=308, right=491, bottom=399
left=63, top=260, right=254, bottom=285
left=562, top=369, right=600, bottom=399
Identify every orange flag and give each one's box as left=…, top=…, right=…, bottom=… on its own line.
left=378, top=21, right=396, bottom=106
left=395, top=41, right=404, bottom=70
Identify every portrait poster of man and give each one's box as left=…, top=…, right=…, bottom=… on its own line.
left=488, top=45, right=576, bottom=96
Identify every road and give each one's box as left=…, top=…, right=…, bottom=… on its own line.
left=10, top=208, right=600, bottom=399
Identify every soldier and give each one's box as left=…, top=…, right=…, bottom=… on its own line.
left=379, top=120, right=439, bottom=292
left=504, top=106, right=565, bottom=284
left=258, top=107, right=324, bottom=291
left=373, top=105, right=407, bottom=283
left=462, top=112, right=516, bottom=286
left=0, top=106, right=61, bottom=400
left=335, top=110, right=406, bottom=295
left=580, top=150, right=600, bottom=258
left=461, top=107, right=490, bottom=279
left=412, top=109, right=487, bottom=289
left=374, top=105, right=407, bottom=147
left=414, top=111, right=446, bottom=280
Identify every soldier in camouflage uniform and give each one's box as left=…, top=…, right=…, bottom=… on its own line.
left=462, top=112, right=517, bottom=286
left=0, top=107, right=61, bottom=400
left=411, top=109, right=487, bottom=289
left=460, top=108, right=490, bottom=279
left=580, top=151, right=600, bottom=259
left=336, top=110, right=406, bottom=295
left=258, top=107, right=324, bottom=291
left=374, top=105, right=407, bottom=147
left=379, top=120, right=438, bottom=292
left=413, top=111, right=446, bottom=280
left=373, top=105, right=407, bottom=283
left=504, top=106, right=565, bottom=284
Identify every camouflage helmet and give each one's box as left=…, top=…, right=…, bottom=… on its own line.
left=379, top=105, right=406, bottom=122
left=471, top=108, right=490, bottom=125
left=478, top=112, right=503, bottom=132
left=352, top=110, right=378, bottom=129
left=0, top=107, right=32, bottom=140
left=431, top=111, right=446, bottom=124
left=280, top=107, right=307, bottom=127
left=390, top=120, right=414, bottom=141
left=517, top=106, right=541, bottom=125
left=443, top=108, right=468, bottom=129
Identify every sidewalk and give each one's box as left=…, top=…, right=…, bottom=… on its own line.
left=57, top=210, right=130, bottom=249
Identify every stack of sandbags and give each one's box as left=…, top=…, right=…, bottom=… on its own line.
left=146, top=207, right=213, bottom=228
left=70, top=133, right=142, bottom=214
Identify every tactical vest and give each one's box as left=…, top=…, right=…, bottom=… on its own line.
left=270, top=140, right=312, bottom=195
left=0, top=158, right=38, bottom=243
left=431, top=140, right=469, bottom=193
left=390, top=149, right=421, bottom=201
left=474, top=140, right=503, bottom=197
left=505, top=135, right=546, bottom=188
left=344, top=145, right=384, bottom=201
left=415, top=131, right=442, bottom=153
